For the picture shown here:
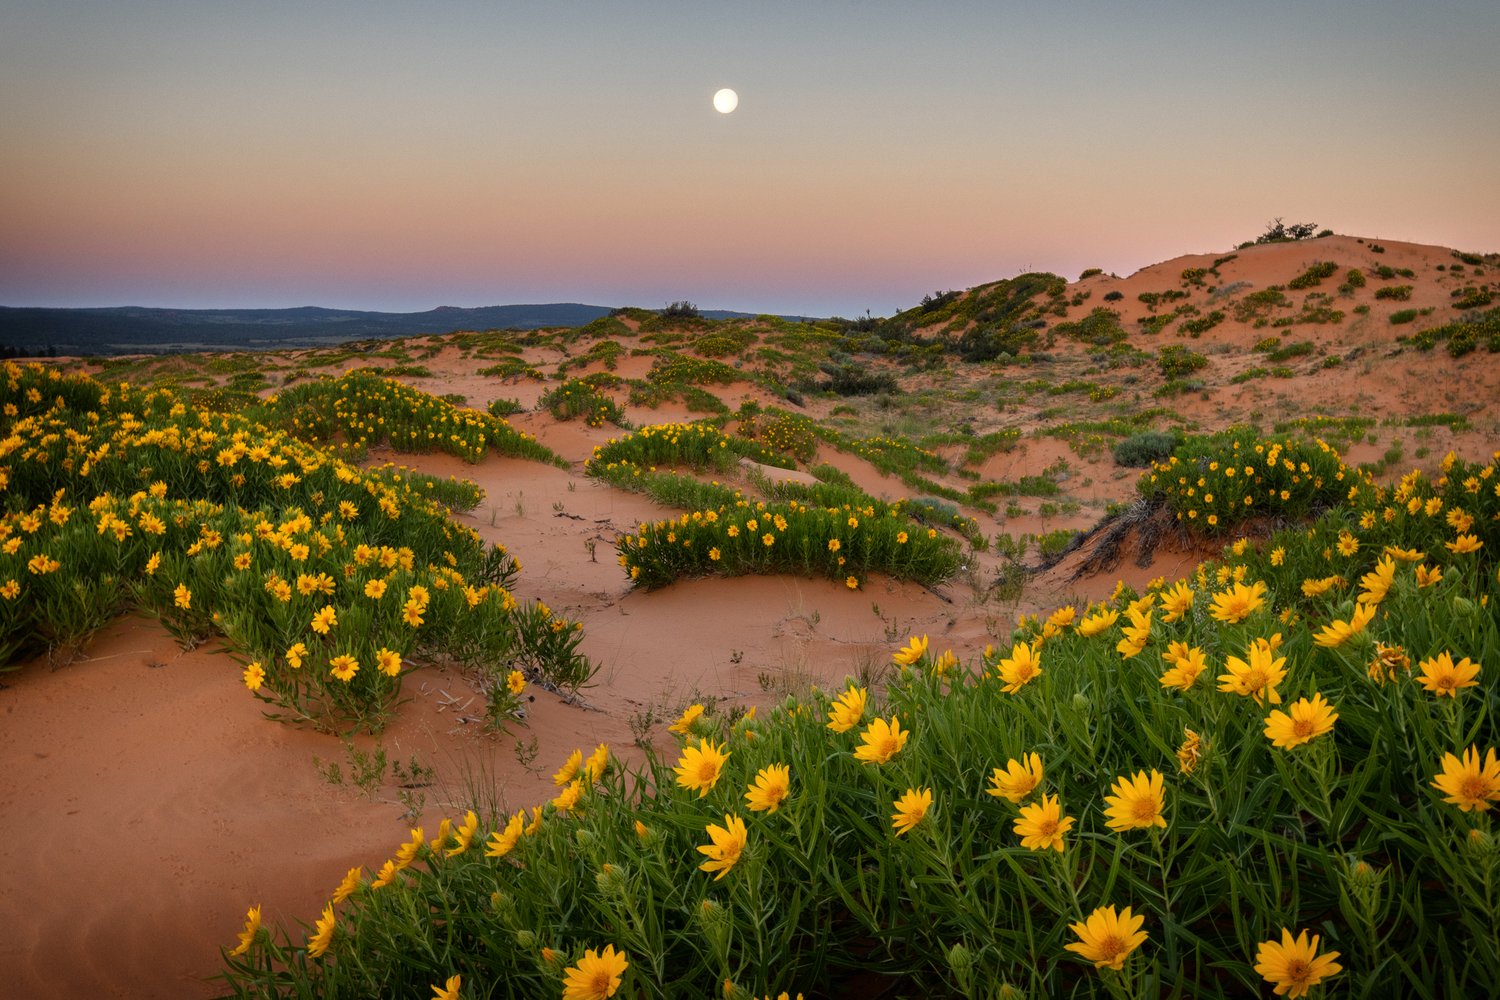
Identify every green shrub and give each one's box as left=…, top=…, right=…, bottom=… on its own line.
left=692, top=329, right=757, bottom=358
left=1234, top=287, right=1291, bottom=323
left=817, top=358, right=899, bottom=396
left=1389, top=310, right=1419, bottom=325
left=1034, top=526, right=1077, bottom=558
left=1178, top=310, right=1225, bottom=337
left=1448, top=325, right=1479, bottom=357
left=538, top=379, right=627, bottom=427
left=1453, top=288, right=1493, bottom=310
left=1053, top=308, right=1127, bottom=346
left=1375, top=285, right=1414, bottom=301
left=1287, top=261, right=1338, bottom=290
left=1153, top=378, right=1205, bottom=398
left=273, top=369, right=563, bottom=467
left=1230, top=367, right=1270, bottom=384
left=570, top=315, right=632, bottom=342
left=1157, top=345, right=1209, bottom=379
left=587, top=422, right=785, bottom=474
left=739, top=411, right=819, bottom=463
left=477, top=358, right=545, bottom=381
left=1112, top=430, right=1181, bottom=467
left=1267, top=341, right=1315, bottom=362
left=617, top=498, right=960, bottom=589
left=1137, top=290, right=1188, bottom=311
left=559, top=339, right=626, bottom=373
left=1137, top=314, right=1175, bottom=336
left=1138, top=428, right=1348, bottom=532
left=1403, top=412, right=1470, bottom=430
left=680, top=386, right=731, bottom=415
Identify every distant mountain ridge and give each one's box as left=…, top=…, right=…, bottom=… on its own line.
left=0, top=303, right=771, bottom=355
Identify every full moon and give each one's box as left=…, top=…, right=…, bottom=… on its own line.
left=712, top=88, right=739, bottom=114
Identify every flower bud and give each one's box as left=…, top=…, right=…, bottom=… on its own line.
left=696, top=898, right=731, bottom=956
left=594, top=862, right=627, bottom=895
left=946, top=942, right=974, bottom=994
left=697, top=898, right=727, bottom=931
left=1344, top=856, right=1385, bottom=909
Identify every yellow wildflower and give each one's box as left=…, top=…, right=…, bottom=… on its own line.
left=1254, top=928, right=1343, bottom=998
left=697, top=813, right=748, bottom=880
left=853, top=716, right=908, bottom=765
left=1065, top=905, right=1147, bottom=970
left=744, top=764, right=791, bottom=813
left=826, top=685, right=868, bottom=733
left=891, top=787, right=932, bottom=837
left=987, top=753, right=1043, bottom=802
left=1417, top=651, right=1480, bottom=697
left=1264, top=693, right=1338, bottom=749
left=1103, top=769, right=1167, bottom=832
left=674, top=739, right=730, bottom=797
left=1013, top=793, right=1074, bottom=852
left=1433, top=746, right=1500, bottom=812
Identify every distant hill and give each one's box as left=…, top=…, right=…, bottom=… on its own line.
left=0, top=303, right=774, bottom=356
left=0, top=303, right=618, bottom=355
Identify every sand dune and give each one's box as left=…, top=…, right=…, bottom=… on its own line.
left=4, top=232, right=1497, bottom=997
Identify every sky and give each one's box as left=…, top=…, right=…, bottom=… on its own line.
left=2, top=0, right=1498, bottom=319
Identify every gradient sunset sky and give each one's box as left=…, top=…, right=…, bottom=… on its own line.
left=3, top=1, right=1497, bottom=318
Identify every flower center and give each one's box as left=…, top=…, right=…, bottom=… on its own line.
left=1130, top=799, right=1157, bottom=821
left=1097, top=934, right=1123, bottom=960
left=1460, top=775, right=1487, bottom=801
left=1285, top=959, right=1311, bottom=985
left=1292, top=718, right=1315, bottom=738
